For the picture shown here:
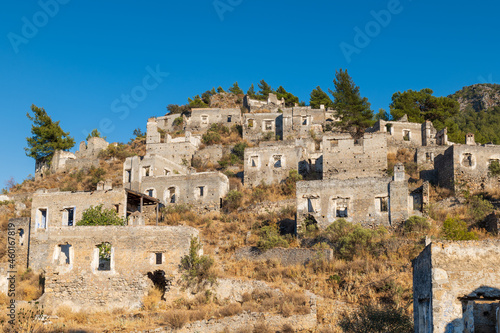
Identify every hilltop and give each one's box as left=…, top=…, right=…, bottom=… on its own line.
left=449, top=83, right=500, bottom=112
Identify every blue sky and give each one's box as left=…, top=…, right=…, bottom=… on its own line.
left=1, top=0, right=499, bottom=187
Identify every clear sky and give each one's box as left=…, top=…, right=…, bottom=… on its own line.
left=1, top=0, right=499, bottom=188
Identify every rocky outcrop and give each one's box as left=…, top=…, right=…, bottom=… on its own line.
left=449, top=83, right=500, bottom=112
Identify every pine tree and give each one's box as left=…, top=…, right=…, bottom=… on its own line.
left=276, top=86, right=299, bottom=107
left=257, top=80, right=274, bottom=100
left=247, top=84, right=257, bottom=99
left=86, top=129, right=105, bottom=141
left=309, top=86, right=333, bottom=109
left=217, top=86, right=225, bottom=93
left=25, top=104, right=75, bottom=164
left=329, top=69, right=373, bottom=137
left=229, top=82, right=244, bottom=95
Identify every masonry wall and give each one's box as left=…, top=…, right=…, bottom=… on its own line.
left=123, top=155, right=188, bottom=191
left=413, top=240, right=500, bottom=333
left=297, top=177, right=395, bottom=229
left=244, top=144, right=306, bottom=186
left=139, top=172, right=229, bottom=210
left=282, top=107, right=326, bottom=140
left=242, top=113, right=283, bottom=142
left=187, top=108, right=241, bottom=132
left=29, top=225, right=198, bottom=311
left=322, top=133, right=387, bottom=180
left=436, top=144, right=500, bottom=193
left=146, top=139, right=199, bottom=166
left=31, top=189, right=127, bottom=230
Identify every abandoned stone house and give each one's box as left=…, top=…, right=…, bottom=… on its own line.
left=186, top=107, right=242, bottom=131
left=434, top=134, right=500, bottom=193
left=35, top=137, right=110, bottom=180
left=296, top=163, right=416, bottom=229
left=242, top=112, right=283, bottom=142
left=281, top=106, right=334, bottom=140
left=322, top=132, right=388, bottom=180
left=244, top=143, right=307, bottom=187
left=413, top=240, right=500, bottom=333
left=146, top=123, right=201, bottom=165
left=123, top=154, right=229, bottom=211
left=243, top=93, right=285, bottom=112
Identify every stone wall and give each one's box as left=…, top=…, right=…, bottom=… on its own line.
left=139, top=172, right=229, bottom=210
left=322, top=133, right=387, bottom=180
left=187, top=108, right=241, bottom=132
left=244, top=144, right=306, bottom=186
left=412, top=240, right=500, bottom=333
left=282, top=107, right=327, bottom=140
left=242, top=199, right=296, bottom=215
left=146, top=132, right=200, bottom=166
left=243, top=112, right=283, bottom=142
left=75, top=137, right=109, bottom=159
left=233, top=247, right=334, bottom=266
left=31, top=189, right=128, bottom=230
left=436, top=142, right=500, bottom=193
left=29, top=225, right=198, bottom=312
left=192, top=145, right=226, bottom=168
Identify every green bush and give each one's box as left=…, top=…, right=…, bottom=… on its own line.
left=441, top=217, right=478, bottom=240
left=261, top=132, right=274, bottom=141
left=489, top=160, right=500, bottom=176
left=224, top=190, right=243, bottom=212
left=339, top=304, right=413, bottom=333
left=76, top=204, right=126, bottom=226
left=281, top=169, right=303, bottom=196
left=256, top=224, right=289, bottom=251
left=323, top=219, right=386, bottom=260
left=232, top=142, right=247, bottom=160
left=466, top=195, right=494, bottom=223
left=180, top=237, right=215, bottom=286
left=98, top=143, right=134, bottom=161
left=173, top=116, right=183, bottom=127
left=403, top=216, right=430, bottom=234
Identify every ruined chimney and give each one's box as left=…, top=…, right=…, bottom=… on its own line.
left=393, top=163, right=405, bottom=182
left=104, top=179, right=113, bottom=191
left=465, top=133, right=475, bottom=146
left=96, top=181, right=105, bottom=191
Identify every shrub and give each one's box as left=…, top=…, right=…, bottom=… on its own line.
left=489, top=160, right=500, bottom=176
left=441, top=217, right=478, bottom=240
left=202, top=131, right=221, bottom=145
left=224, top=190, right=243, bottom=212
left=88, top=166, right=106, bottom=188
left=173, top=116, right=183, bottom=127
left=403, top=216, right=430, bottom=234
left=466, top=195, right=494, bottom=222
left=261, top=132, right=274, bottom=141
left=281, top=169, right=303, bottom=196
left=97, top=143, right=134, bottom=161
left=180, top=237, right=216, bottom=286
left=232, top=142, right=247, bottom=160
left=76, top=204, right=126, bottom=226
left=339, top=304, right=413, bottom=333
left=323, top=219, right=386, bottom=260
left=256, top=224, right=289, bottom=251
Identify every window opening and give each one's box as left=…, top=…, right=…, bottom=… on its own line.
left=97, top=242, right=111, bottom=271
left=274, top=155, right=282, bottom=168
left=336, top=198, right=349, bottom=217
left=264, top=120, right=273, bottom=131
left=248, top=119, right=254, bottom=128
left=168, top=187, right=176, bottom=203
left=251, top=155, right=259, bottom=167
left=403, top=130, right=411, bottom=141
left=58, top=244, right=71, bottom=265
left=155, top=253, right=163, bottom=265
left=227, top=115, right=232, bottom=123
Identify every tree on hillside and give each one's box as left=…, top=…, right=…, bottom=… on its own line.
left=229, top=82, right=244, bottom=95
left=390, top=89, right=459, bottom=129
left=25, top=104, right=75, bottom=165
left=247, top=84, right=257, bottom=99
left=217, top=86, right=225, bottom=93
left=201, top=90, right=215, bottom=105
left=310, top=86, right=333, bottom=109
left=375, top=108, right=390, bottom=121
left=257, top=80, right=274, bottom=100
left=276, top=86, right=299, bottom=107
left=329, top=69, right=373, bottom=137
left=86, top=129, right=105, bottom=141
left=166, top=104, right=190, bottom=116
left=188, top=95, right=209, bottom=108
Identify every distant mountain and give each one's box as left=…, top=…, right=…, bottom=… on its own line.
left=448, top=83, right=500, bottom=112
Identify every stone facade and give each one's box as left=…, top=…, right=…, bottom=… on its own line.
left=322, top=132, right=388, bottom=180
left=244, top=143, right=307, bottom=186
left=435, top=136, right=500, bottom=193
left=242, top=112, right=283, bottom=142
left=243, top=93, right=285, bottom=112
left=187, top=108, right=241, bottom=132
left=134, top=172, right=229, bottom=211
left=31, top=224, right=198, bottom=312
left=413, top=240, right=500, bottom=333
left=296, top=164, right=413, bottom=230
left=281, top=107, right=330, bottom=140
left=233, top=247, right=334, bottom=266
left=146, top=130, right=201, bottom=166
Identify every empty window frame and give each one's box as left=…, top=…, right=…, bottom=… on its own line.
left=125, top=169, right=132, bottom=183
left=197, top=186, right=205, bottom=197
left=146, top=189, right=155, bottom=197
left=57, top=244, right=71, bottom=265
left=377, top=197, right=389, bottom=212
left=97, top=242, right=111, bottom=271
left=63, top=207, right=75, bottom=226
left=403, top=130, right=411, bottom=141
left=155, top=252, right=163, bottom=265
left=164, top=169, right=170, bottom=176
left=201, top=115, right=209, bottom=125
left=227, top=115, right=232, bottom=123
left=264, top=120, right=273, bottom=131
left=307, top=198, right=317, bottom=213
left=143, top=166, right=151, bottom=177
left=168, top=187, right=176, bottom=203
left=273, top=155, right=282, bottom=168
left=335, top=198, right=349, bottom=217
left=250, top=155, right=259, bottom=167
left=37, top=208, right=47, bottom=229
left=18, top=229, right=25, bottom=246
left=462, top=153, right=473, bottom=167
left=248, top=119, right=254, bottom=128
left=301, top=116, right=308, bottom=126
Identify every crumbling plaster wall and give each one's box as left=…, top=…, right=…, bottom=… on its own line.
left=282, top=107, right=326, bottom=140
left=413, top=240, right=500, bottom=333
left=30, top=225, right=198, bottom=312
left=187, top=108, right=241, bottom=131
left=242, top=112, right=283, bottom=142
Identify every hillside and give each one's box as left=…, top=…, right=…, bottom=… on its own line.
left=449, top=83, right=500, bottom=112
